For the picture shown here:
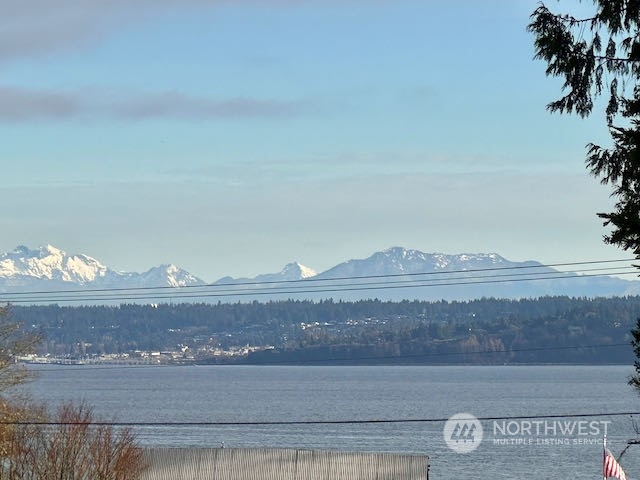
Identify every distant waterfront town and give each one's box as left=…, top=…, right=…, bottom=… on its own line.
left=16, top=345, right=273, bottom=366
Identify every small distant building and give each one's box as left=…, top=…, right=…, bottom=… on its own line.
left=140, top=447, right=429, bottom=480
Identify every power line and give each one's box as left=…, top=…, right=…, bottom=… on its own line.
left=11, top=265, right=637, bottom=300
left=3, top=262, right=639, bottom=304
left=0, top=258, right=636, bottom=304
left=2, top=258, right=634, bottom=297
left=2, top=411, right=638, bottom=427
left=7, top=270, right=639, bottom=303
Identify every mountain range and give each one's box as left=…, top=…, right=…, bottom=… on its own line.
left=0, top=244, right=638, bottom=304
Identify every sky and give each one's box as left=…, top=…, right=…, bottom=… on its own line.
left=1, top=0, right=631, bottom=281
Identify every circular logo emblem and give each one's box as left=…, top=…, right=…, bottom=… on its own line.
left=443, top=413, right=483, bottom=453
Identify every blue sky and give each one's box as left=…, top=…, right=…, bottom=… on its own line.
left=1, top=0, right=628, bottom=281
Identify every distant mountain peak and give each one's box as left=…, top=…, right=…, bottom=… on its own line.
left=282, top=262, right=317, bottom=279
left=317, top=247, right=537, bottom=280
left=141, top=263, right=204, bottom=287
left=0, top=245, right=205, bottom=290
left=0, top=244, right=108, bottom=284
left=43, top=244, right=63, bottom=255
left=216, top=261, right=318, bottom=285
left=377, top=247, right=510, bottom=270
left=1, top=244, right=637, bottom=304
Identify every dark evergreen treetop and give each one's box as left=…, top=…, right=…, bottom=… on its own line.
left=529, top=1, right=640, bottom=256
left=529, top=0, right=640, bottom=391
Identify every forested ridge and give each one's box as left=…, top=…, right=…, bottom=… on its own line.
left=11, top=295, right=640, bottom=365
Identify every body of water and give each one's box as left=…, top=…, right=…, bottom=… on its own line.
left=18, top=364, right=640, bottom=478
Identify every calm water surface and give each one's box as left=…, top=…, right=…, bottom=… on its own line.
left=20, top=365, right=640, bottom=479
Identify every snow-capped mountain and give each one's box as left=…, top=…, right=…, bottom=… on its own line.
left=0, top=244, right=638, bottom=304
left=254, top=262, right=317, bottom=282
left=221, top=262, right=318, bottom=283
left=316, top=247, right=640, bottom=300
left=217, top=262, right=317, bottom=285
left=213, top=246, right=640, bottom=302
left=0, top=245, right=110, bottom=284
left=136, top=264, right=205, bottom=288
left=317, top=246, right=541, bottom=277
left=0, top=245, right=205, bottom=293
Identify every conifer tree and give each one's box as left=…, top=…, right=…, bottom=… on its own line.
left=529, top=0, right=640, bottom=389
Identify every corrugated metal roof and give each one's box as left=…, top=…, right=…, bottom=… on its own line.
left=140, top=447, right=429, bottom=480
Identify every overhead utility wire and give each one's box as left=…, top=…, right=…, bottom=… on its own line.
left=4, top=268, right=640, bottom=304
left=1, top=260, right=637, bottom=302
left=3, top=410, right=639, bottom=427
left=6, top=270, right=640, bottom=303
left=25, top=265, right=640, bottom=300
left=5, top=264, right=635, bottom=301
left=0, top=258, right=634, bottom=298
left=1, top=267, right=637, bottom=303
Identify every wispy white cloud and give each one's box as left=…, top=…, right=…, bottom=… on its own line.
left=2, top=1, right=127, bottom=62
left=1, top=0, right=232, bottom=62
left=0, top=86, right=79, bottom=120
left=0, top=85, right=309, bottom=121
left=1, top=0, right=365, bottom=63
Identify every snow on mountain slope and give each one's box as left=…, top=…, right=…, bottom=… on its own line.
left=0, top=245, right=109, bottom=284
left=139, top=264, right=205, bottom=287
left=255, top=262, right=317, bottom=282
left=1, top=244, right=637, bottom=303
left=0, top=245, right=204, bottom=289
left=316, top=246, right=544, bottom=278
left=214, top=261, right=317, bottom=285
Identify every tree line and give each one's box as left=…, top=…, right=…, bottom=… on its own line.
left=11, top=295, right=640, bottom=364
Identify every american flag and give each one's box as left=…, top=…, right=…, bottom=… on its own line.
left=604, top=449, right=627, bottom=480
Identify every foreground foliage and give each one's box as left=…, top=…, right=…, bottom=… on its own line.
left=0, top=307, right=147, bottom=479
left=0, top=401, right=147, bottom=480
left=529, top=1, right=640, bottom=257
left=0, top=307, right=40, bottom=393
left=529, top=0, right=640, bottom=391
